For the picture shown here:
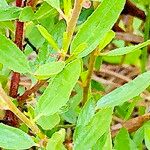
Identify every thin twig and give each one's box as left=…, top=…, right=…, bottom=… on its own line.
left=122, top=0, right=146, bottom=21
left=111, top=113, right=150, bottom=137
left=115, top=32, right=143, bottom=44
left=18, top=80, right=47, bottom=104
left=92, top=74, right=120, bottom=87
left=99, top=68, right=131, bottom=82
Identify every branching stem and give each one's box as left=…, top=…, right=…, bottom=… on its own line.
left=0, top=85, right=45, bottom=139
left=18, top=80, right=46, bottom=104
left=64, top=0, right=84, bottom=52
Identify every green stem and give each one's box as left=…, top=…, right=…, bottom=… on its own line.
left=141, top=5, right=150, bottom=73
left=64, top=0, right=84, bottom=52
left=82, top=50, right=97, bottom=106
left=0, top=85, right=45, bottom=139
left=57, top=124, right=75, bottom=128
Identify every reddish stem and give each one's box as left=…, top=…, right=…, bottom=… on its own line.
left=16, top=0, right=22, bottom=7
left=5, top=0, right=25, bottom=126
left=27, top=0, right=38, bottom=8
left=18, top=80, right=46, bottom=104
left=122, top=0, right=146, bottom=21
left=9, top=0, right=24, bottom=98
left=9, top=72, right=20, bottom=98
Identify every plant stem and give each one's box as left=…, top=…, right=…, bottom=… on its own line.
left=57, top=124, right=75, bottom=128
left=111, top=113, right=150, bottom=137
left=122, top=0, right=146, bottom=21
left=27, top=0, right=39, bottom=9
left=9, top=73, right=20, bottom=98
left=9, top=0, right=24, bottom=98
left=18, top=80, right=46, bottom=104
left=64, top=0, right=84, bottom=52
left=82, top=50, right=97, bottom=106
left=5, top=0, right=25, bottom=126
left=141, top=5, right=150, bottom=73
left=0, top=85, right=45, bottom=138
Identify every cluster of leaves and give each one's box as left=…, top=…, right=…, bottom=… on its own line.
left=0, top=0, right=150, bottom=149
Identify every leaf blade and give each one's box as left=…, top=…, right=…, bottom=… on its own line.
left=34, top=61, right=65, bottom=80
left=0, top=34, right=31, bottom=73
left=96, top=71, right=150, bottom=109
left=35, top=59, right=81, bottom=117
left=0, top=123, right=35, bottom=149
left=36, top=24, right=60, bottom=51
left=74, top=108, right=113, bottom=150
left=102, top=40, right=150, bottom=56
left=71, top=0, right=126, bottom=57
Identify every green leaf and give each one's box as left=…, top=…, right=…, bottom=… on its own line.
left=74, top=108, right=113, bottom=150
left=37, top=42, right=49, bottom=63
left=0, top=0, right=8, bottom=8
left=0, top=75, right=7, bottom=87
left=19, top=6, right=34, bottom=22
left=25, top=22, right=45, bottom=49
left=0, top=6, right=21, bottom=21
left=34, top=61, right=65, bottom=80
left=76, top=98, right=95, bottom=128
left=0, top=123, right=36, bottom=149
left=51, top=20, right=66, bottom=49
left=96, top=71, right=150, bottom=109
left=92, top=131, right=112, bottom=150
left=138, top=0, right=150, bottom=5
left=0, top=34, right=31, bottom=73
left=71, top=43, right=88, bottom=55
left=114, top=128, right=137, bottom=150
left=102, top=40, right=150, bottom=56
left=46, top=129, right=66, bottom=150
left=144, top=124, right=150, bottom=149
left=35, top=59, right=81, bottom=117
left=63, top=0, right=72, bottom=15
left=37, top=113, right=60, bottom=130
left=0, top=21, right=15, bottom=32
left=44, top=0, right=60, bottom=10
left=36, top=25, right=60, bottom=51
left=133, top=126, right=144, bottom=147
left=98, top=30, right=115, bottom=51
left=70, top=0, right=125, bottom=57
left=34, top=2, right=57, bottom=20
